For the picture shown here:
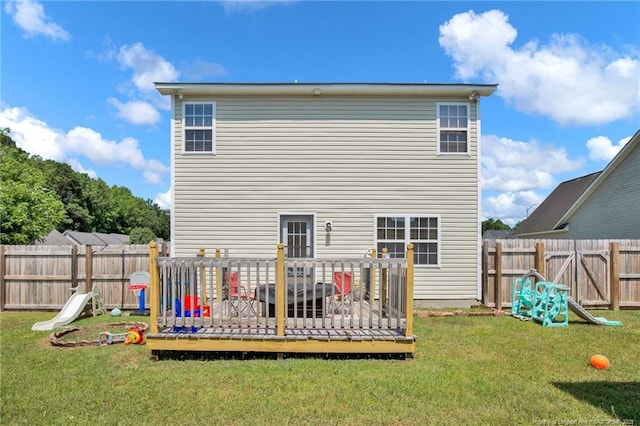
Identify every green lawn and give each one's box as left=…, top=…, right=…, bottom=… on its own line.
left=1, top=310, right=638, bottom=425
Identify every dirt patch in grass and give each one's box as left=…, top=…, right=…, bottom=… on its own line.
left=49, top=322, right=148, bottom=347
left=415, top=309, right=504, bottom=317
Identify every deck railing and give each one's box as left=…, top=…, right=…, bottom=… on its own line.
left=148, top=243, right=414, bottom=337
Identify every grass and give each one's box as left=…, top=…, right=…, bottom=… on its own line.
left=1, top=310, right=638, bottom=425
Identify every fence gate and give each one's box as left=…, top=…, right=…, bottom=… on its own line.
left=544, top=242, right=610, bottom=307
left=575, top=248, right=609, bottom=307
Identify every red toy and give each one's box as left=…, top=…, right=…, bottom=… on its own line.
left=124, top=326, right=145, bottom=345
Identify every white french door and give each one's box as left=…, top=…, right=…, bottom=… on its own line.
left=280, top=215, right=314, bottom=279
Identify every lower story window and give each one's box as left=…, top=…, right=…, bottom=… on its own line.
left=375, top=215, right=439, bottom=266
left=185, top=129, right=213, bottom=152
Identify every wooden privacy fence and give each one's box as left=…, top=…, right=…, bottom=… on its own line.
left=0, top=244, right=168, bottom=311
left=482, top=239, right=640, bottom=310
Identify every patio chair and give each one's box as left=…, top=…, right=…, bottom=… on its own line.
left=226, top=272, right=257, bottom=316
left=329, top=271, right=352, bottom=314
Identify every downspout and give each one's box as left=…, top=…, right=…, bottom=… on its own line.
left=476, top=97, right=483, bottom=301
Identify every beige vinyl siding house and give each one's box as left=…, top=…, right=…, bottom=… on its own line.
left=157, top=83, right=497, bottom=306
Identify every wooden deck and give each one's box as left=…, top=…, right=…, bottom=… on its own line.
left=146, top=300, right=415, bottom=356
left=145, top=243, right=417, bottom=358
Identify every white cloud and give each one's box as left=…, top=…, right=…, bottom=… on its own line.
left=481, top=134, right=583, bottom=192
left=117, top=43, right=180, bottom=93
left=0, top=106, right=168, bottom=183
left=483, top=190, right=544, bottom=226
left=439, top=9, right=640, bottom=125
left=586, top=135, right=631, bottom=162
left=0, top=106, right=65, bottom=160
left=4, top=0, right=70, bottom=41
left=108, top=98, right=161, bottom=125
left=154, top=187, right=172, bottom=210
left=481, top=134, right=584, bottom=225
left=65, top=127, right=168, bottom=175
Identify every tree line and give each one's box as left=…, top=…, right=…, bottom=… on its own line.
left=0, top=128, right=169, bottom=245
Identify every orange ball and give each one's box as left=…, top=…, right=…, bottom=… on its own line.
left=590, top=354, right=610, bottom=370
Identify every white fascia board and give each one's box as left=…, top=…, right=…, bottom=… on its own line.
left=155, top=82, right=498, bottom=98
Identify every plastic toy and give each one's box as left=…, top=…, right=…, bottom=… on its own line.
left=111, top=308, right=122, bottom=317
left=530, top=282, right=569, bottom=327
left=98, top=331, right=127, bottom=345
left=124, top=326, right=144, bottom=345
left=590, top=354, right=610, bottom=370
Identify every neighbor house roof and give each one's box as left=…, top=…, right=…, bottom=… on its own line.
left=482, top=229, right=511, bottom=240
left=155, top=82, right=498, bottom=98
left=512, top=172, right=601, bottom=236
left=62, top=231, right=130, bottom=246
left=36, top=229, right=73, bottom=245
left=512, top=128, right=640, bottom=237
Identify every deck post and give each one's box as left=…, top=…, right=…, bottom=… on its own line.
left=405, top=244, right=414, bottom=336
left=276, top=244, right=285, bottom=337
left=215, top=249, right=221, bottom=304
left=198, top=248, right=206, bottom=308
left=371, top=248, right=378, bottom=306
left=381, top=248, right=388, bottom=309
left=148, top=242, right=159, bottom=334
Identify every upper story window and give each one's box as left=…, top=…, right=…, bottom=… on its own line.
left=375, top=215, right=440, bottom=266
left=184, top=102, right=215, bottom=153
left=437, top=103, right=469, bottom=154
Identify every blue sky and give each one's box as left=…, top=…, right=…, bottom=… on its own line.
left=1, top=0, right=639, bottom=226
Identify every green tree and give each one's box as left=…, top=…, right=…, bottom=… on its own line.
left=482, top=218, right=511, bottom=235
left=0, top=130, right=65, bottom=244
left=129, top=227, right=157, bottom=244
left=39, top=159, right=91, bottom=230
left=1, top=127, right=170, bottom=241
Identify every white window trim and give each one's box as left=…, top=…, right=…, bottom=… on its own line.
left=436, top=102, right=470, bottom=156
left=374, top=214, right=441, bottom=268
left=182, top=101, right=216, bottom=155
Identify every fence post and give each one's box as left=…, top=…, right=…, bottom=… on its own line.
left=84, top=245, right=93, bottom=294
left=535, top=241, right=545, bottom=279
left=70, top=245, right=78, bottom=289
left=405, top=244, right=414, bottom=336
left=610, top=242, right=620, bottom=311
left=482, top=241, right=488, bottom=304
left=495, top=242, right=502, bottom=310
left=0, top=246, right=5, bottom=312
left=276, top=244, right=285, bottom=337
left=148, top=242, right=159, bottom=334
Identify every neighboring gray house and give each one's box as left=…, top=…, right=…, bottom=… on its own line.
left=482, top=229, right=511, bottom=240
left=155, top=82, right=497, bottom=306
left=36, top=229, right=73, bottom=245
left=61, top=231, right=130, bottom=246
left=512, top=129, right=640, bottom=239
